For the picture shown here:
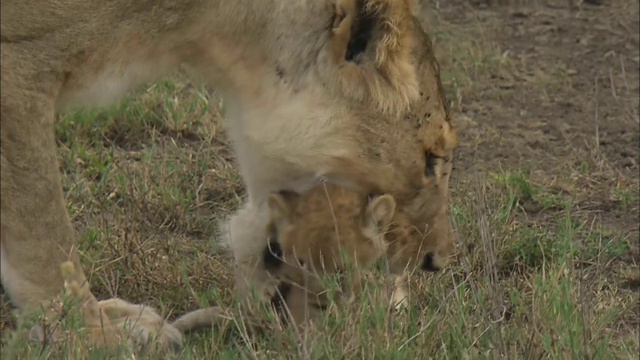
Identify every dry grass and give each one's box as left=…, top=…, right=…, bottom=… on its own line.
left=2, top=2, right=638, bottom=359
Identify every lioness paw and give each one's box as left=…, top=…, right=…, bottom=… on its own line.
left=95, top=298, right=183, bottom=351
left=27, top=297, right=182, bottom=355
left=27, top=262, right=183, bottom=353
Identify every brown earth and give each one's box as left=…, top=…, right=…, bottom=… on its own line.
left=434, top=0, right=639, bottom=253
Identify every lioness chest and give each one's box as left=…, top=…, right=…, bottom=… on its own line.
left=223, top=88, right=358, bottom=201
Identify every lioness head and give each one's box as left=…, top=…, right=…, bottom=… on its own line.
left=247, top=0, right=458, bottom=274
left=223, top=0, right=457, bottom=314
left=314, top=0, right=458, bottom=275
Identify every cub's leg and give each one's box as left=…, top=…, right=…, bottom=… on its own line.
left=0, top=46, right=181, bottom=350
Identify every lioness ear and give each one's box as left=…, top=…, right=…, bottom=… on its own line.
left=365, top=194, right=396, bottom=230
left=323, top=0, right=419, bottom=113
left=267, top=190, right=299, bottom=224
left=330, top=0, right=375, bottom=63
left=331, top=0, right=418, bottom=64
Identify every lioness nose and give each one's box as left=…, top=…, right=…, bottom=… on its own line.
left=421, top=252, right=441, bottom=272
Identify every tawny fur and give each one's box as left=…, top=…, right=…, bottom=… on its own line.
left=1, top=0, right=457, bottom=351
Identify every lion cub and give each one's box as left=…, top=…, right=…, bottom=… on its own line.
left=257, top=182, right=410, bottom=326
left=260, top=177, right=456, bottom=325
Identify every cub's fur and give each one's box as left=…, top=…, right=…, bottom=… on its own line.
left=260, top=184, right=398, bottom=325
left=1, top=0, right=456, bottom=352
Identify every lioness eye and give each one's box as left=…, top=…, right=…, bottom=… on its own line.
left=424, top=153, right=439, bottom=177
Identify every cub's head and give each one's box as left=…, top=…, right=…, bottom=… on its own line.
left=259, top=179, right=454, bottom=324
left=260, top=183, right=396, bottom=324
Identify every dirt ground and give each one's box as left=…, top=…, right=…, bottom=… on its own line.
left=436, top=0, right=639, bottom=254
left=427, top=0, right=639, bottom=349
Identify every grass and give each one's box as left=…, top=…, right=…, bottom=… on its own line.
left=2, top=3, right=639, bottom=360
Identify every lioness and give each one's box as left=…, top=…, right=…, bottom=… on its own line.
left=1, top=0, right=456, bottom=352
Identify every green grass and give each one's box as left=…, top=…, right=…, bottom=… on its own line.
left=2, top=5, right=638, bottom=360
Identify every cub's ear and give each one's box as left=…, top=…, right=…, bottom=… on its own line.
left=267, top=190, right=300, bottom=224
left=364, top=194, right=396, bottom=230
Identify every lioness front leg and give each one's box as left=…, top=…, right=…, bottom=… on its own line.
left=0, top=49, right=181, bottom=351
left=222, top=202, right=279, bottom=313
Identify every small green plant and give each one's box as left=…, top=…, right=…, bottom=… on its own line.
left=501, top=226, right=556, bottom=271
left=492, top=171, right=536, bottom=203
left=612, top=187, right=638, bottom=212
